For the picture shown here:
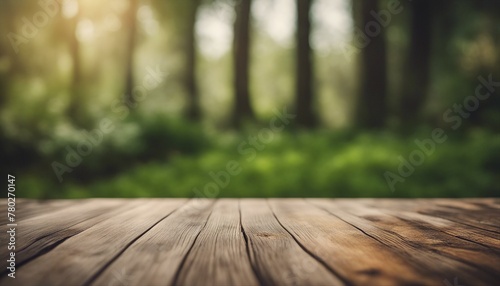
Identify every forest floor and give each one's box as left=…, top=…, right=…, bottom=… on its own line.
left=18, top=128, right=500, bottom=199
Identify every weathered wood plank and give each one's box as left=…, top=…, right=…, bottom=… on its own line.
left=427, top=206, right=500, bottom=232
left=461, top=199, right=500, bottom=210
left=310, top=199, right=500, bottom=286
left=0, top=199, right=80, bottom=225
left=6, top=199, right=186, bottom=286
left=421, top=199, right=500, bottom=229
left=89, top=199, right=214, bottom=286
left=1, top=199, right=127, bottom=266
left=360, top=198, right=500, bottom=235
left=332, top=200, right=500, bottom=271
left=271, top=199, right=438, bottom=285
left=174, top=199, right=259, bottom=286
left=349, top=200, right=500, bottom=252
left=1, top=198, right=498, bottom=286
left=10, top=200, right=152, bottom=270
left=240, top=199, right=344, bottom=286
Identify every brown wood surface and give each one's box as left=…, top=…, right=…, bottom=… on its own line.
left=1, top=198, right=499, bottom=286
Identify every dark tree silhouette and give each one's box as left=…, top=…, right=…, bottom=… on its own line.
left=66, top=4, right=84, bottom=126
left=123, top=0, right=140, bottom=107
left=399, top=0, right=432, bottom=128
left=295, top=0, right=315, bottom=128
left=232, top=0, right=255, bottom=127
left=184, top=0, right=202, bottom=120
left=151, top=0, right=202, bottom=120
left=353, top=0, right=388, bottom=129
left=0, top=8, right=9, bottom=108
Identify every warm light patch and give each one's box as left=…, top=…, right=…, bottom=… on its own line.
left=62, top=0, right=79, bottom=18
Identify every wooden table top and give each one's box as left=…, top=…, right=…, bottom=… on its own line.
left=1, top=198, right=499, bottom=286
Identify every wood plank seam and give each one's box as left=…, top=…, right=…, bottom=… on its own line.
left=17, top=202, right=140, bottom=254
left=307, top=199, right=461, bottom=283
left=364, top=199, right=500, bottom=239
left=380, top=211, right=500, bottom=254
left=303, top=199, right=402, bottom=257
left=0, top=234, right=75, bottom=278
left=270, top=199, right=433, bottom=284
left=0, top=199, right=129, bottom=279
left=173, top=199, right=259, bottom=285
left=238, top=199, right=267, bottom=286
left=3, top=199, right=125, bottom=255
left=2, top=199, right=498, bottom=286
left=171, top=200, right=216, bottom=285
left=17, top=213, right=102, bottom=253
left=267, top=199, right=352, bottom=286
left=422, top=213, right=500, bottom=235
left=361, top=199, right=500, bottom=235
left=0, top=200, right=75, bottom=225
left=89, top=199, right=213, bottom=286
left=309, top=199, right=500, bottom=285
left=367, top=207, right=500, bottom=253
left=240, top=199, right=345, bottom=285
left=83, top=199, right=191, bottom=286
left=389, top=217, right=500, bottom=278
left=9, top=200, right=154, bottom=271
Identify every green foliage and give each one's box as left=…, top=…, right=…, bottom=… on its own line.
left=133, top=114, right=209, bottom=156
left=19, top=129, right=500, bottom=199
left=2, top=0, right=500, bottom=200
left=49, top=114, right=209, bottom=179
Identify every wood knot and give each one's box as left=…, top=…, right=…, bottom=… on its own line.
left=358, top=268, right=381, bottom=276
left=256, top=232, right=273, bottom=238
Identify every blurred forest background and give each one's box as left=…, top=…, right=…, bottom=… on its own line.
left=0, top=0, right=499, bottom=198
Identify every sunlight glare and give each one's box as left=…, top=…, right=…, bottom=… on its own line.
left=253, top=0, right=296, bottom=47
left=312, top=0, right=352, bottom=52
left=76, top=19, right=95, bottom=42
left=196, top=3, right=234, bottom=59
left=138, top=5, right=159, bottom=36
left=62, top=0, right=79, bottom=18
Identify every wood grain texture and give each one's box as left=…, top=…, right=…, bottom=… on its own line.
left=10, top=200, right=150, bottom=270
left=1, top=199, right=127, bottom=264
left=350, top=200, right=500, bottom=252
left=309, top=199, right=500, bottom=286
left=174, top=199, right=259, bottom=286
left=90, top=199, right=214, bottom=286
left=6, top=199, right=186, bottom=286
left=240, top=199, right=344, bottom=286
left=271, top=199, right=438, bottom=285
left=0, top=200, right=75, bottom=225
left=0, top=198, right=498, bottom=286
left=359, top=198, right=500, bottom=236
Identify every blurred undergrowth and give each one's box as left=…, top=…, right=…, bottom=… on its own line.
left=9, top=116, right=500, bottom=198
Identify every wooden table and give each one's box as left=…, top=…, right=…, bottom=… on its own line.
left=1, top=198, right=499, bottom=286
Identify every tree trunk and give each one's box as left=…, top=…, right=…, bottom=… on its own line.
left=354, top=0, right=388, bottom=129
left=67, top=6, right=84, bottom=126
left=184, top=0, right=201, bottom=121
left=295, top=0, right=315, bottom=128
left=399, top=0, right=432, bottom=128
left=124, top=0, right=139, bottom=107
left=232, top=0, right=255, bottom=127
